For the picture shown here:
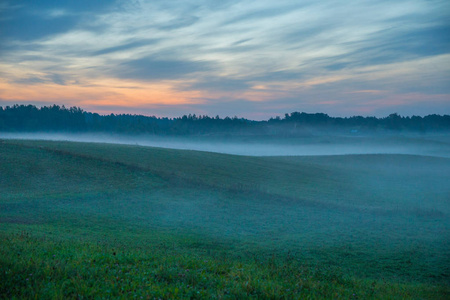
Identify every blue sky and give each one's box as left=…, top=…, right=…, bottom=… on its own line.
left=0, top=0, right=449, bottom=119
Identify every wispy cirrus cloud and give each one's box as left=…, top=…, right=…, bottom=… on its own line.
left=0, top=0, right=449, bottom=118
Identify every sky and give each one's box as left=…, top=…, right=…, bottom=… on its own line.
left=0, top=0, right=449, bottom=119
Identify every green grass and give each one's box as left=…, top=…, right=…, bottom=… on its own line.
left=1, top=139, right=449, bottom=299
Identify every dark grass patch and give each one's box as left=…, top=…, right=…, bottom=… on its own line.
left=1, top=231, right=448, bottom=299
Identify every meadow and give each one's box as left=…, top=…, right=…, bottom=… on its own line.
left=0, top=138, right=449, bottom=299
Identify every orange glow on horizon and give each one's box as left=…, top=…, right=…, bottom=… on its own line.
left=0, top=78, right=206, bottom=108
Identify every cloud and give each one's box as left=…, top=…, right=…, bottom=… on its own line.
left=158, top=15, right=200, bottom=30
left=115, top=57, right=213, bottom=81
left=13, top=73, right=69, bottom=85
left=0, top=0, right=115, bottom=41
left=91, top=39, right=161, bottom=56
left=1, top=11, right=79, bottom=41
left=0, top=0, right=449, bottom=118
left=324, top=24, right=450, bottom=70
left=13, top=76, right=47, bottom=85
left=187, top=77, right=251, bottom=92
left=47, top=73, right=67, bottom=85
left=221, top=2, right=307, bottom=26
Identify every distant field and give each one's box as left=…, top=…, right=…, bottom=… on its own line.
left=2, top=131, right=450, bottom=157
left=1, top=139, right=449, bottom=299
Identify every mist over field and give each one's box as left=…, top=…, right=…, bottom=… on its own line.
left=1, top=133, right=450, bottom=298
left=1, top=131, right=450, bottom=157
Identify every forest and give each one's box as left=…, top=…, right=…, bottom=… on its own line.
left=1, top=104, right=449, bottom=135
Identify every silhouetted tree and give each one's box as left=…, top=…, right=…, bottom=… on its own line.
left=0, top=104, right=449, bottom=134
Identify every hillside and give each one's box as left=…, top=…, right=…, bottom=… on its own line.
left=1, top=139, right=449, bottom=298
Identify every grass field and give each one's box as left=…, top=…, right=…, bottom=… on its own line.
left=1, top=138, right=449, bottom=299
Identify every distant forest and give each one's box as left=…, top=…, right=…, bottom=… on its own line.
left=1, top=104, right=449, bottom=135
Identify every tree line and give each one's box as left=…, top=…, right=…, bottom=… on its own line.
left=1, top=104, right=449, bottom=135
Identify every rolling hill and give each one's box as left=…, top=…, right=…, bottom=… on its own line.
left=1, top=139, right=449, bottom=298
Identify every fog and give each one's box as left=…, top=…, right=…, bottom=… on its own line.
left=1, top=132, right=450, bottom=157
left=1, top=131, right=449, bottom=284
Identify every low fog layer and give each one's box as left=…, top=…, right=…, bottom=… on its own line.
left=1, top=132, right=450, bottom=157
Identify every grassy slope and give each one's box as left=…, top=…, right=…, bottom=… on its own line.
left=1, top=139, right=449, bottom=299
